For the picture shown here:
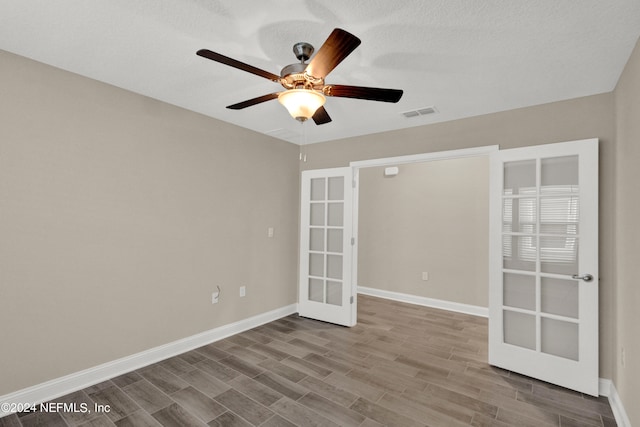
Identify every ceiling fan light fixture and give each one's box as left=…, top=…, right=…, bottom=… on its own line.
left=198, top=28, right=402, bottom=125
left=278, top=89, right=326, bottom=122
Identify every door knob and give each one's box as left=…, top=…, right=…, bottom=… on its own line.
left=572, top=274, right=594, bottom=282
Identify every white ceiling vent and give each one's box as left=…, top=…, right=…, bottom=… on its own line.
left=401, top=106, right=438, bottom=118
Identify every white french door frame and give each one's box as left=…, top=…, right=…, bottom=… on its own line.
left=299, top=167, right=357, bottom=326
left=349, top=145, right=500, bottom=302
left=300, top=141, right=599, bottom=397
left=488, top=138, right=599, bottom=396
left=299, top=146, right=498, bottom=328
left=349, top=145, right=500, bottom=300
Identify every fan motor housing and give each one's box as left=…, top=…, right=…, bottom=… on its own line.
left=280, top=62, right=306, bottom=78
left=280, top=46, right=324, bottom=90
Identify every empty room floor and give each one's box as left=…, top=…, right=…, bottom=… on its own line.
left=2, top=295, right=616, bottom=426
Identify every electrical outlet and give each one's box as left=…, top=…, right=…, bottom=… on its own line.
left=422, top=272, right=429, bottom=281
left=240, top=286, right=246, bottom=297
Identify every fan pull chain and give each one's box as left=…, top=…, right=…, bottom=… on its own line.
left=300, top=121, right=308, bottom=162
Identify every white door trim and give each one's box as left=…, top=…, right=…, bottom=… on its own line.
left=349, top=145, right=498, bottom=310
left=349, top=145, right=499, bottom=168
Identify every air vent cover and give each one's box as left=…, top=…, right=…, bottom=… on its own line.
left=401, top=106, right=437, bottom=118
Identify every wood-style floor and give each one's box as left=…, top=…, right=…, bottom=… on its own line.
left=2, top=295, right=616, bottom=426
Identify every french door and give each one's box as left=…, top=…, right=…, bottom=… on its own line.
left=299, top=167, right=356, bottom=326
left=489, top=139, right=599, bottom=396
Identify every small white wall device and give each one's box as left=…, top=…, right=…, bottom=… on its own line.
left=384, top=166, right=399, bottom=176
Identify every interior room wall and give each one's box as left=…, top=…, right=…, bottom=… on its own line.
left=300, top=93, right=616, bottom=380
left=1, top=39, right=631, bottom=408
left=358, top=157, right=489, bottom=307
left=614, top=36, right=640, bottom=426
left=0, top=50, right=300, bottom=396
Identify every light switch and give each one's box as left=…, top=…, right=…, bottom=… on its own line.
left=268, top=227, right=274, bottom=238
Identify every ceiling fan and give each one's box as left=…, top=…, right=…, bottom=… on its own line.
left=196, top=28, right=403, bottom=125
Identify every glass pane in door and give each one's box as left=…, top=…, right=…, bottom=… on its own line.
left=328, top=203, right=344, bottom=226
left=541, top=278, right=579, bottom=318
left=310, top=203, right=325, bottom=226
left=326, top=281, right=342, bottom=306
left=503, top=273, right=535, bottom=310
left=326, top=255, right=343, bottom=280
left=328, top=177, right=344, bottom=200
left=310, top=228, right=324, bottom=252
left=504, top=311, right=535, bottom=350
left=309, top=253, right=324, bottom=277
left=504, top=160, right=536, bottom=195
left=311, top=178, right=326, bottom=200
left=540, top=196, right=579, bottom=234
left=541, top=156, right=578, bottom=194
left=309, top=279, right=324, bottom=303
left=503, top=235, right=536, bottom=271
left=541, top=318, right=579, bottom=360
left=327, top=229, right=343, bottom=253
left=503, top=198, right=537, bottom=233
left=540, top=236, right=578, bottom=275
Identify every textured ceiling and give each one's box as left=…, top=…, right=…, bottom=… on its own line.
left=2, top=0, right=640, bottom=144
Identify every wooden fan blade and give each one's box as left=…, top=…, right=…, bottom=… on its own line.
left=197, top=49, right=280, bottom=82
left=227, top=93, right=280, bottom=110
left=305, top=28, right=361, bottom=79
left=312, top=106, right=332, bottom=125
left=324, top=85, right=403, bottom=103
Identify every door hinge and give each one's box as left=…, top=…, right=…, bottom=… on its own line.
left=351, top=237, right=355, bottom=245
left=350, top=296, right=354, bottom=304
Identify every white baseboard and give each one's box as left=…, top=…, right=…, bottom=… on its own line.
left=2, top=299, right=631, bottom=427
left=600, top=379, right=632, bottom=427
left=0, top=303, right=298, bottom=418
left=358, top=286, right=489, bottom=318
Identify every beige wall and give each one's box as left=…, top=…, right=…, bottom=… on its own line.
left=0, top=51, right=300, bottom=395
left=358, top=157, right=489, bottom=307
left=2, top=37, right=634, bottom=407
left=614, top=37, right=640, bottom=426
left=301, top=93, right=616, bottom=379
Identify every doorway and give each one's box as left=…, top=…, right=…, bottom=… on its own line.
left=298, top=140, right=599, bottom=395
left=356, top=154, right=490, bottom=311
